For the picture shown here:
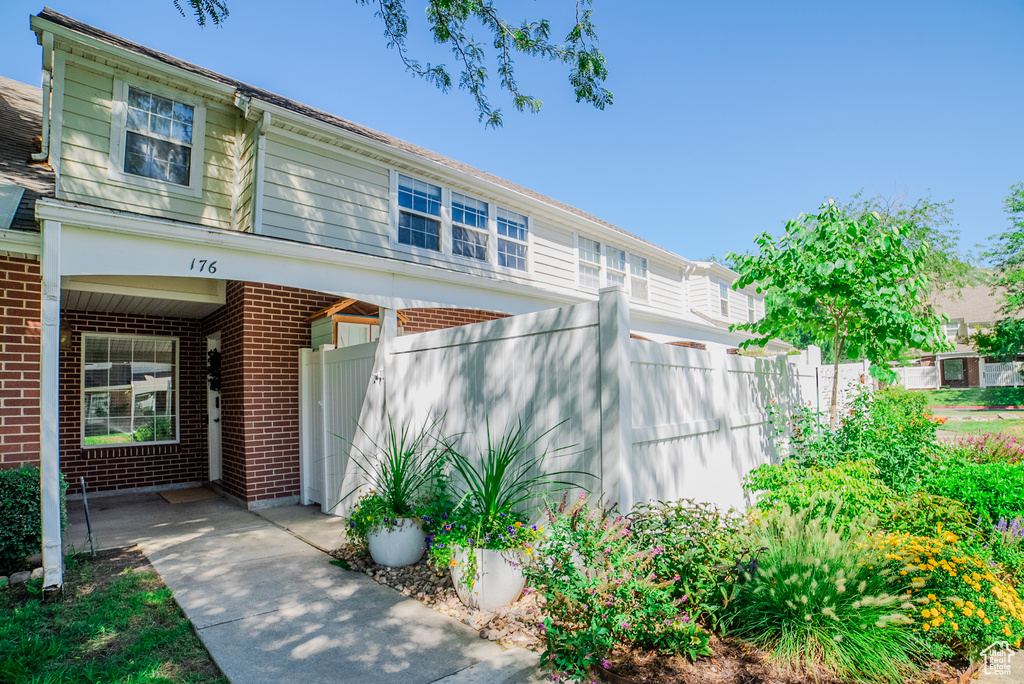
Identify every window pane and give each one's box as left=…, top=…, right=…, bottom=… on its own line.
left=398, top=211, right=440, bottom=250
left=607, top=247, right=626, bottom=272
left=720, top=300, right=729, bottom=316
left=172, top=101, right=194, bottom=125
left=84, top=336, right=109, bottom=364
left=719, top=282, right=728, bottom=298
left=126, top=107, right=148, bottom=132
left=151, top=94, right=173, bottom=119
left=452, top=193, right=488, bottom=229
left=128, top=87, right=150, bottom=112
left=125, top=131, right=192, bottom=185
left=579, top=237, right=601, bottom=265
left=630, top=257, right=648, bottom=277
left=398, top=175, right=441, bottom=217
left=498, top=239, right=527, bottom=270
left=497, top=208, right=528, bottom=242
left=453, top=226, right=488, bottom=261
left=580, top=264, right=600, bottom=289
left=631, top=276, right=649, bottom=300
left=607, top=271, right=625, bottom=286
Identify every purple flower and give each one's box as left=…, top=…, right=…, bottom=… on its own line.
left=601, top=659, right=611, bottom=669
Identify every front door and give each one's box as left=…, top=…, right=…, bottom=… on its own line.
left=207, top=333, right=222, bottom=481
left=942, top=358, right=969, bottom=389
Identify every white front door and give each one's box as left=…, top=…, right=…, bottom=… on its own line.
left=207, top=333, right=222, bottom=481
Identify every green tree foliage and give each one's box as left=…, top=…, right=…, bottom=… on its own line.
left=974, top=317, right=1024, bottom=361
left=727, top=200, right=949, bottom=425
left=172, top=0, right=611, bottom=128
left=986, top=183, right=1024, bottom=314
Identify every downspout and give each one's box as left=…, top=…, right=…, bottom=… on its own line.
left=31, top=31, right=53, bottom=162
left=251, top=111, right=271, bottom=234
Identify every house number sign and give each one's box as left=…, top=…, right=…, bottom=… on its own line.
left=189, top=259, right=218, bottom=274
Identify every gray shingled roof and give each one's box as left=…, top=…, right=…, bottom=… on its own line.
left=36, top=8, right=666, bottom=254
left=932, top=284, right=1004, bottom=324
left=0, top=75, right=53, bottom=232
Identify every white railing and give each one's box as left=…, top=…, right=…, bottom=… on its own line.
left=985, top=362, right=1022, bottom=388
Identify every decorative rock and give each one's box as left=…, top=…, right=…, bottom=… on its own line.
left=30, top=568, right=43, bottom=580
left=9, top=571, right=30, bottom=585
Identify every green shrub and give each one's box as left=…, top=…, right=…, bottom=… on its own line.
left=744, top=458, right=896, bottom=529
left=922, top=458, right=1024, bottom=525
left=727, top=507, right=921, bottom=683
left=525, top=495, right=710, bottom=682
left=0, top=466, right=67, bottom=575
left=630, top=499, right=742, bottom=627
left=989, top=517, right=1024, bottom=586
left=873, top=530, right=1024, bottom=658
left=884, top=491, right=976, bottom=540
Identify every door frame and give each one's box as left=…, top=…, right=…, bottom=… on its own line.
left=206, top=332, right=222, bottom=481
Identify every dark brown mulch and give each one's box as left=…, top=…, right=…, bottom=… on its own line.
left=70, top=546, right=154, bottom=595
left=599, top=636, right=971, bottom=684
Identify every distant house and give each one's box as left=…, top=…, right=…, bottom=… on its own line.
left=911, top=284, right=1012, bottom=389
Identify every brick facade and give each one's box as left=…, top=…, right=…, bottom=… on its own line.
left=59, top=311, right=206, bottom=495
left=0, top=255, right=41, bottom=469
left=402, top=307, right=509, bottom=334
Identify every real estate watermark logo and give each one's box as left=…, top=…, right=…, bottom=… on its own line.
left=982, top=640, right=1015, bottom=676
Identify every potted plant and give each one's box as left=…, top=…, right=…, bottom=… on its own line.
left=429, top=420, right=588, bottom=611
left=343, top=417, right=447, bottom=568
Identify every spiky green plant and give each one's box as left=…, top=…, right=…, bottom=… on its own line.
left=728, top=505, right=922, bottom=683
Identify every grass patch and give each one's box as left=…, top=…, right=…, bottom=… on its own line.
left=0, top=547, right=226, bottom=684
left=940, top=418, right=1024, bottom=439
left=920, top=387, right=1024, bottom=407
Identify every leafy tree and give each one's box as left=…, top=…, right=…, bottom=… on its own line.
left=974, top=318, right=1024, bottom=361
left=727, top=200, right=949, bottom=427
left=986, top=183, right=1024, bottom=314
left=172, top=0, right=612, bottom=127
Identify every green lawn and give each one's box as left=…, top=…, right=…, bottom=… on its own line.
left=939, top=418, right=1024, bottom=440
left=0, top=549, right=226, bottom=684
left=920, top=387, right=1024, bottom=407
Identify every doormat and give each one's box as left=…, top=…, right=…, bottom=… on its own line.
left=160, top=487, right=220, bottom=504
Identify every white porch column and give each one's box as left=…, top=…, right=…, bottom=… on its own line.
left=40, top=219, right=62, bottom=590
left=979, top=357, right=987, bottom=389
left=598, top=286, right=633, bottom=513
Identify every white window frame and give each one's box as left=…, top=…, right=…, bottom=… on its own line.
left=388, top=170, right=533, bottom=274
left=576, top=235, right=603, bottom=290
left=719, top=281, right=730, bottom=317
left=747, top=294, right=756, bottom=323
left=629, top=255, right=649, bottom=302
left=450, top=191, right=490, bottom=263
left=944, top=322, right=961, bottom=340
left=81, top=333, right=180, bottom=449
left=108, top=78, right=207, bottom=198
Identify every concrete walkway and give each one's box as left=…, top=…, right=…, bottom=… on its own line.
left=66, top=491, right=546, bottom=684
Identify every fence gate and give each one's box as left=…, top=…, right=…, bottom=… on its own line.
left=299, top=341, right=378, bottom=513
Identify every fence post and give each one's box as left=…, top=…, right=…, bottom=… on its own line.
left=599, top=286, right=633, bottom=512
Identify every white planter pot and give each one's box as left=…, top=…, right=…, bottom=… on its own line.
left=451, top=546, right=526, bottom=612
left=367, top=518, right=426, bottom=567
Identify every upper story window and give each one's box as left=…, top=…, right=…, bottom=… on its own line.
left=719, top=281, right=730, bottom=317
left=747, top=294, right=756, bottom=323
left=451, top=192, right=489, bottom=261
left=82, top=334, right=178, bottom=447
left=606, top=247, right=627, bottom=287
left=108, top=79, right=206, bottom=198
left=944, top=322, right=961, bottom=340
left=398, top=174, right=442, bottom=250
left=497, top=208, right=529, bottom=271
left=578, top=237, right=602, bottom=289
left=630, top=257, right=649, bottom=301
left=391, top=171, right=530, bottom=272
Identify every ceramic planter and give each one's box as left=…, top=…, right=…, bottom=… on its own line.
left=367, top=518, right=426, bottom=567
left=450, top=546, right=526, bottom=611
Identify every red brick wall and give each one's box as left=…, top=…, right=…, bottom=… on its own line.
left=59, top=312, right=206, bottom=495
left=203, top=282, right=336, bottom=504
left=402, top=308, right=509, bottom=334
left=0, top=255, right=41, bottom=468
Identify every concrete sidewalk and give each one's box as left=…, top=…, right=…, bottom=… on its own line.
left=66, top=491, right=546, bottom=684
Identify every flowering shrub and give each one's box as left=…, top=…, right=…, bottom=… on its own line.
left=923, top=458, right=1024, bottom=525
left=990, top=517, right=1024, bottom=586
left=427, top=503, right=542, bottom=579
left=861, top=388, right=943, bottom=494
left=727, top=507, right=921, bottom=683
left=744, top=458, right=896, bottom=529
left=954, top=431, right=1024, bottom=465
left=884, top=491, right=976, bottom=541
left=873, top=531, right=1024, bottom=658
left=630, top=499, right=742, bottom=626
left=525, top=495, right=710, bottom=683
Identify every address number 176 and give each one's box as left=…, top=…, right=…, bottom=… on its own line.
left=190, top=259, right=218, bottom=274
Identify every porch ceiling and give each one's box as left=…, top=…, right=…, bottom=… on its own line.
left=61, top=275, right=226, bottom=319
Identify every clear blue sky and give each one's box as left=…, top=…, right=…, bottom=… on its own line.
left=2, top=1, right=1021, bottom=262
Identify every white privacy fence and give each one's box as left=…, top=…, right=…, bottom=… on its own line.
left=300, top=288, right=826, bottom=515
left=894, top=365, right=940, bottom=390
left=985, top=362, right=1023, bottom=388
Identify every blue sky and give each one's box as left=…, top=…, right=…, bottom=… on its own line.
left=2, top=1, right=1021, bottom=263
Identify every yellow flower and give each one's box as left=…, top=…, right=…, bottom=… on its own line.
left=921, top=609, right=931, bottom=618
left=922, top=624, right=930, bottom=632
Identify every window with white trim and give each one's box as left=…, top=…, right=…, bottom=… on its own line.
left=719, top=281, right=730, bottom=317
left=578, top=237, right=602, bottom=289
left=747, top=294, right=756, bottom=323
left=606, top=246, right=626, bottom=287
left=109, top=80, right=206, bottom=197
left=398, top=174, right=442, bottom=250
left=944, top=322, right=961, bottom=340
left=451, top=191, right=489, bottom=261
left=497, top=208, right=529, bottom=271
left=630, top=256, right=649, bottom=301
left=82, top=334, right=178, bottom=447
